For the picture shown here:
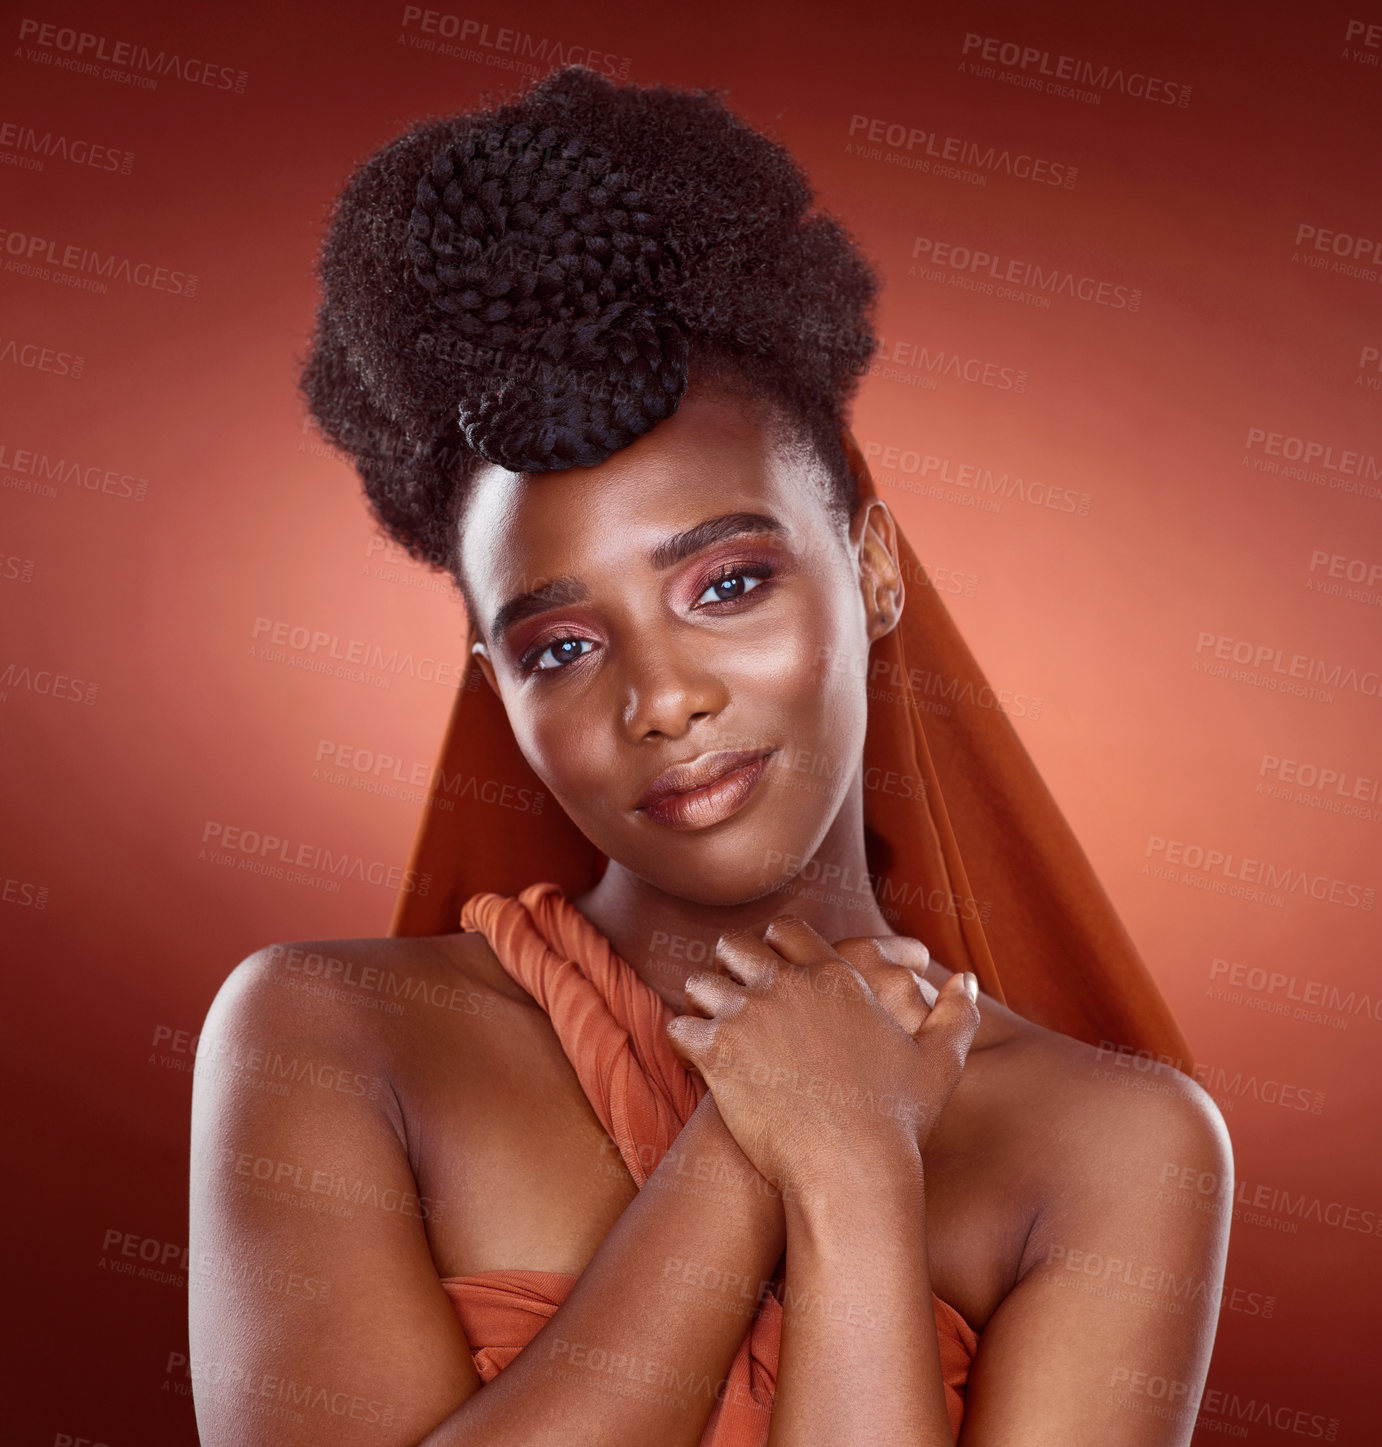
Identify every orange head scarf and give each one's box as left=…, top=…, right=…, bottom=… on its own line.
left=386, top=425, right=1192, bottom=1066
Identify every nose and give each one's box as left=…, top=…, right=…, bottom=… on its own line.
left=619, top=632, right=729, bottom=742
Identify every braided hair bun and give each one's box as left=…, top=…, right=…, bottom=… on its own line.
left=299, top=64, right=881, bottom=579
left=410, top=121, right=689, bottom=472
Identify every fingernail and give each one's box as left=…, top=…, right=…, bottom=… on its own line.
left=962, top=972, right=979, bottom=1003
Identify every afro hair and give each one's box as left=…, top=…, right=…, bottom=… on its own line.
left=298, top=64, right=883, bottom=584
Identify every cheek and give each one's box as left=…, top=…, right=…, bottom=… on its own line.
left=501, top=687, right=615, bottom=799
left=733, top=587, right=869, bottom=743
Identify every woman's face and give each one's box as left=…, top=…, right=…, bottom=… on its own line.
left=462, top=385, right=902, bottom=907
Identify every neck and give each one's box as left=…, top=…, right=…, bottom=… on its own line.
left=571, top=772, right=893, bottom=1015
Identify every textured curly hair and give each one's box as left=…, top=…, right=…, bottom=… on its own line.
left=298, top=64, right=882, bottom=599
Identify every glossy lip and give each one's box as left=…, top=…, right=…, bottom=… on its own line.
left=634, top=747, right=776, bottom=832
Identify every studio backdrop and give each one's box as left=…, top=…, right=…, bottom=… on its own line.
left=2, top=0, right=1379, bottom=1441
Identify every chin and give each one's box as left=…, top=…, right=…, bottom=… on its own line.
left=606, top=807, right=846, bottom=911
left=622, top=857, right=799, bottom=910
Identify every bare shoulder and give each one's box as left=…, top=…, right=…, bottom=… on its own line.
left=199, top=928, right=522, bottom=1067
left=971, top=995, right=1233, bottom=1237
left=189, top=932, right=494, bottom=1442
left=921, top=946, right=1229, bottom=1173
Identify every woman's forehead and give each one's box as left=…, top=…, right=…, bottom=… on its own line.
left=459, top=394, right=827, bottom=589
left=463, top=463, right=796, bottom=610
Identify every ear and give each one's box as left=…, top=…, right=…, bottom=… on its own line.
left=848, top=497, right=905, bottom=643
left=467, top=623, right=501, bottom=698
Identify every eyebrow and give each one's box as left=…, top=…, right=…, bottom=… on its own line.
left=490, top=510, right=788, bottom=640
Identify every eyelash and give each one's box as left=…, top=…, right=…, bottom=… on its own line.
left=696, top=559, right=776, bottom=607
left=517, top=559, right=779, bottom=677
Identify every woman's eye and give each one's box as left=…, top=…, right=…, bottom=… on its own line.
left=694, top=571, right=767, bottom=606
left=527, top=637, right=594, bottom=673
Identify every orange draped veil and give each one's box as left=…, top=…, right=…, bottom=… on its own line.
left=387, top=425, right=1192, bottom=1066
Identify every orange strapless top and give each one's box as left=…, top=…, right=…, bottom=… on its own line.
left=444, top=881, right=980, bottom=1443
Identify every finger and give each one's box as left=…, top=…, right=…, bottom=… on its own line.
left=906, top=967, right=940, bottom=1011
left=916, top=971, right=982, bottom=1072
left=836, top=938, right=929, bottom=1034
left=758, top=914, right=839, bottom=970
left=843, top=933, right=932, bottom=980
left=665, top=1014, right=719, bottom=1071
left=682, top=968, right=745, bottom=1018
left=836, top=934, right=938, bottom=1011
left=713, top=929, right=781, bottom=989
left=675, top=957, right=743, bottom=1016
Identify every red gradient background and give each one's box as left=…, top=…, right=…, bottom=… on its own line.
left=2, top=0, right=1379, bottom=1440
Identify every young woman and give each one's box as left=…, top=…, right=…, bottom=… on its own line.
left=189, top=65, right=1232, bottom=1447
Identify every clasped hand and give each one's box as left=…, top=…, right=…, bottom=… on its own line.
left=665, top=916, right=980, bottom=1201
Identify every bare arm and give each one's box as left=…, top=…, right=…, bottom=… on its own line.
left=189, top=945, right=787, bottom=1447
left=768, top=1146, right=954, bottom=1447
left=666, top=919, right=981, bottom=1447
left=958, top=1060, right=1233, bottom=1445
